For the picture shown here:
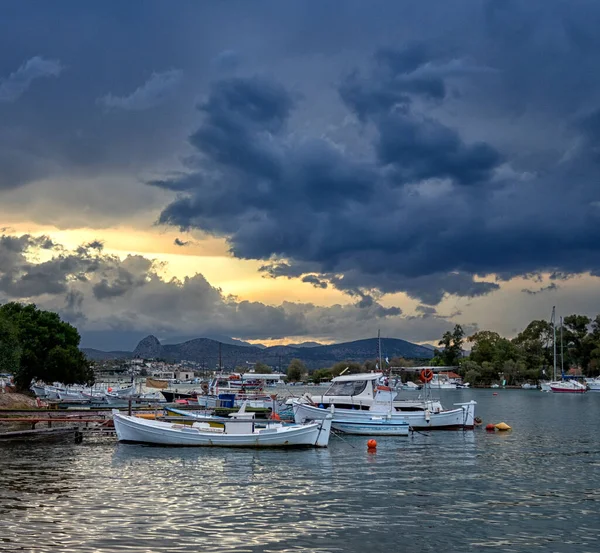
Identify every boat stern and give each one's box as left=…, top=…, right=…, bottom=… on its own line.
left=454, top=400, right=477, bottom=429
left=315, top=414, right=333, bottom=447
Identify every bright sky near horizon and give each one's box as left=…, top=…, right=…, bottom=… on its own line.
left=2, top=2, right=600, bottom=351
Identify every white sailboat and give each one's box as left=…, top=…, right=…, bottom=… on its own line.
left=549, top=310, right=587, bottom=394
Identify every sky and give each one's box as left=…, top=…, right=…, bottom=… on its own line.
left=2, top=1, right=600, bottom=351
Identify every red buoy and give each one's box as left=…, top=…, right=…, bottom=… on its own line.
left=367, top=439, right=377, bottom=449
left=485, top=423, right=495, bottom=432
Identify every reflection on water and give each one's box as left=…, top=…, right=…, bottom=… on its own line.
left=1, top=390, right=599, bottom=552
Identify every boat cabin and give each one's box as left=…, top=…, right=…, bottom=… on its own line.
left=209, top=373, right=282, bottom=395
left=318, top=373, right=384, bottom=409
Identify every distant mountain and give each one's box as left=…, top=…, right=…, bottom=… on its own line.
left=288, top=341, right=323, bottom=348
left=84, top=335, right=433, bottom=368
left=204, top=335, right=267, bottom=349
left=82, top=348, right=133, bottom=361
left=133, top=335, right=163, bottom=358
left=419, top=343, right=437, bottom=351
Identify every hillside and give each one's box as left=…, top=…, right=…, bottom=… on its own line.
left=84, top=335, right=433, bottom=369
left=81, top=348, right=133, bottom=361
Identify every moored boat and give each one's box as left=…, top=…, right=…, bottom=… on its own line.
left=331, top=418, right=410, bottom=436
left=585, top=377, right=600, bottom=392
left=112, top=405, right=332, bottom=447
left=292, top=386, right=477, bottom=430
left=549, top=379, right=587, bottom=393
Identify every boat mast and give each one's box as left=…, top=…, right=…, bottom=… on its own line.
left=560, top=316, right=564, bottom=376
left=378, top=329, right=383, bottom=374
left=552, top=306, right=557, bottom=381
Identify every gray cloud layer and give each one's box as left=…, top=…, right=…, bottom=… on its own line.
left=98, top=69, right=183, bottom=111
left=0, top=234, right=463, bottom=349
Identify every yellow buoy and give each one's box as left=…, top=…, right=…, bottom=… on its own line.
left=495, top=422, right=511, bottom=431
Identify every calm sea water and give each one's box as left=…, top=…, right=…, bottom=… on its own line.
left=1, top=389, right=599, bottom=553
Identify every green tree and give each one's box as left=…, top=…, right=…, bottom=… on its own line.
left=254, top=362, right=272, bottom=374
left=562, top=314, right=593, bottom=373
left=0, top=312, right=21, bottom=375
left=310, top=368, right=333, bottom=384
left=512, top=319, right=553, bottom=375
left=436, top=324, right=464, bottom=366
left=286, top=358, right=306, bottom=382
left=468, top=331, right=502, bottom=365
left=330, top=361, right=362, bottom=377
left=0, top=302, right=94, bottom=391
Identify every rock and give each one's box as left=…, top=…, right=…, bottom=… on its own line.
left=133, top=335, right=164, bottom=359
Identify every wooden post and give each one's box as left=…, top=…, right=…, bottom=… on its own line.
left=128, top=397, right=132, bottom=416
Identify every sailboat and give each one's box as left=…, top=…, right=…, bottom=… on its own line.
left=549, top=309, right=587, bottom=393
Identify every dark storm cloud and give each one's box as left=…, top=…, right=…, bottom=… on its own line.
left=3, top=1, right=600, bottom=309
left=301, top=275, right=328, bottom=289
left=150, top=2, right=600, bottom=305
left=521, top=283, right=558, bottom=295
left=153, top=44, right=504, bottom=303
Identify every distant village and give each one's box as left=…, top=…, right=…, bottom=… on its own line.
left=93, top=357, right=283, bottom=383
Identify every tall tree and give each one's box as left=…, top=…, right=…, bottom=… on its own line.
left=562, top=314, right=592, bottom=372
left=286, top=358, right=306, bottom=382
left=512, top=319, right=553, bottom=374
left=0, top=302, right=94, bottom=390
left=437, top=324, right=464, bottom=366
left=253, top=362, right=272, bottom=374
left=468, top=331, right=502, bottom=365
left=0, top=312, right=20, bottom=375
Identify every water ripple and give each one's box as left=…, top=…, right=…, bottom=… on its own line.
left=1, top=390, right=599, bottom=552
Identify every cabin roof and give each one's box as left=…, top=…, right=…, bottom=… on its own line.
left=332, top=372, right=382, bottom=382
left=440, top=371, right=461, bottom=379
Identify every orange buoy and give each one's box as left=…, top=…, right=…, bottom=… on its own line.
left=270, top=412, right=281, bottom=421
left=493, top=392, right=498, bottom=396
left=107, top=387, right=113, bottom=392
left=367, top=439, right=377, bottom=449
left=485, top=423, right=495, bottom=432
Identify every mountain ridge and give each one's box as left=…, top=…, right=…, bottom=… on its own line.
left=83, top=335, right=434, bottom=369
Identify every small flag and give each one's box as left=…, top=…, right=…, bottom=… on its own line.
left=375, top=363, right=379, bottom=370
left=385, top=357, right=390, bottom=365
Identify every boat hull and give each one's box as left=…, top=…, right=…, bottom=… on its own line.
left=292, top=401, right=476, bottom=430
left=550, top=380, right=587, bottom=393
left=113, top=413, right=331, bottom=447
left=331, top=420, right=409, bottom=436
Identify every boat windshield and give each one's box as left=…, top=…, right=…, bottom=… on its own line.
left=324, top=380, right=368, bottom=396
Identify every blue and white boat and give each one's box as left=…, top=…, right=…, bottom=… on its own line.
left=331, top=417, right=410, bottom=436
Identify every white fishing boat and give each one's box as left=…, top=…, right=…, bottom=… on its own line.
left=521, top=383, right=538, bottom=390
left=112, top=404, right=332, bottom=447
left=399, top=381, right=422, bottom=392
left=195, top=373, right=282, bottom=409
left=585, top=377, right=600, bottom=392
left=539, top=381, right=551, bottom=392
left=428, top=373, right=457, bottom=389
left=292, top=386, right=477, bottom=430
left=288, top=372, right=445, bottom=412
